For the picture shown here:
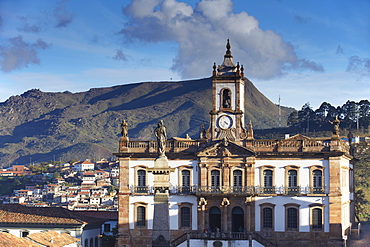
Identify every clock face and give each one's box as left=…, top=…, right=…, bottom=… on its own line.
left=218, top=115, right=233, bottom=129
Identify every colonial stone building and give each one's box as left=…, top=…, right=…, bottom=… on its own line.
left=115, top=40, right=354, bottom=247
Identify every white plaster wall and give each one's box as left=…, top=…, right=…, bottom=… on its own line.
left=129, top=159, right=199, bottom=187
left=129, top=195, right=154, bottom=229
left=81, top=228, right=101, bottom=247
left=169, top=195, right=198, bottom=230
left=255, top=196, right=329, bottom=232
left=129, top=159, right=154, bottom=186
left=167, top=160, right=199, bottom=187
left=5, top=227, right=79, bottom=238
left=102, top=220, right=118, bottom=235
left=255, top=159, right=328, bottom=188
left=215, top=83, right=236, bottom=110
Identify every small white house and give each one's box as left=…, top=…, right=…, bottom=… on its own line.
left=73, top=160, right=95, bottom=172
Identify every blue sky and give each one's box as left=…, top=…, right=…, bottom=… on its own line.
left=0, top=0, right=369, bottom=109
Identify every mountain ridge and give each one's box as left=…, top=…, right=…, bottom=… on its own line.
left=0, top=78, right=294, bottom=165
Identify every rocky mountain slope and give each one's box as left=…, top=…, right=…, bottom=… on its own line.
left=0, top=78, right=293, bottom=165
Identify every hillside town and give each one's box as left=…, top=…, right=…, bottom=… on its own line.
left=0, top=159, right=119, bottom=211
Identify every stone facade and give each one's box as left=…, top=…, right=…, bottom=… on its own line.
left=115, top=40, right=354, bottom=247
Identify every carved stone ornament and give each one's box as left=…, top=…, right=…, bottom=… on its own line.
left=220, top=197, right=230, bottom=207
left=198, top=197, right=207, bottom=210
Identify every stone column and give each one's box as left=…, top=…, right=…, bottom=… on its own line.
left=117, top=157, right=132, bottom=246
left=152, top=191, right=171, bottom=247
left=148, top=156, right=175, bottom=247
left=220, top=198, right=230, bottom=232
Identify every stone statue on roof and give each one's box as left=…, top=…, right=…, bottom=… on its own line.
left=155, top=120, right=167, bottom=157
left=329, top=116, right=340, bottom=136
left=121, top=120, right=128, bottom=137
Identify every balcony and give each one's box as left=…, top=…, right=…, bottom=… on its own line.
left=171, top=231, right=277, bottom=247
left=129, top=185, right=328, bottom=196
left=119, top=138, right=350, bottom=154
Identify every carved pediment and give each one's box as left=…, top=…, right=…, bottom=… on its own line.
left=286, top=134, right=310, bottom=140
left=197, top=140, right=255, bottom=157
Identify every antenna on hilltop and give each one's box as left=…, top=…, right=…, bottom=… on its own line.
left=278, top=95, right=281, bottom=128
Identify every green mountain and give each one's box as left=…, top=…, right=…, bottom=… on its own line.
left=0, top=78, right=293, bottom=165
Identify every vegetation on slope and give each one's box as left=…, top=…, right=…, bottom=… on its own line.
left=0, top=78, right=293, bottom=165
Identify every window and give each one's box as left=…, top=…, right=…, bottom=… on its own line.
left=232, top=206, right=244, bottom=232
left=137, top=206, right=146, bottom=227
left=312, top=208, right=323, bottom=230
left=313, top=170, right=322, bottom=188
left=178, top=203, right=192, bottom=229
left=309, top=166, right=325, bottom=194
left=260, top=203, right=275, bottom=230
left=222, top=88, right=231, bottom=109
left=211, top=170, right=220, bottom=187
left=21, top=231, right=29, bottom=237
left=180, top=207, right=191, bottom=227
left=182, top=170, right=190, bottom=187
left=90, top=238, right=93, bottom=247
left=137, top=170, right=146, bottom=187
left=233, top=170, right=242, bottom=187
left=262, top=208, right=273, bottom=229
left=287, top=208, right=298, bottom=229
left=104, top=223, right=110, bottom=233
left=288, top=170, right=297, bottom=188
left=263, top=169, right=274, bottom=194
left=84, top=239, right=88, bottom=247
left=284, top=166, right=299, bottom=195
left=284, top=203, right=300, bottom=231
left=95, top=237, right=99, bottom=247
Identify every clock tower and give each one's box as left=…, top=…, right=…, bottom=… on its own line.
left=208, top=39, right=247, bottom=142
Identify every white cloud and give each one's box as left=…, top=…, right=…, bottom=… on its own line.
left=255, top=71, right=370, bottom=109
left=120, top=0, right=324, bottom=79
left=0, top=36, right=50, bottom=72
left=346, top=55, right=370, bottom=76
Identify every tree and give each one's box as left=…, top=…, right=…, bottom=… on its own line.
left=287, top=110, right=299, bottom=127
left=353, top=142, right=370, bottom=221
left=358, top=100, right=370, bottom=129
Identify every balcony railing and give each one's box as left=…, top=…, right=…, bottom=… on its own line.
left=119, top=137, right=350, bottom=154
left=171, top=231, right=277, bottom=247
left=129, top=185, right=328, bottom=196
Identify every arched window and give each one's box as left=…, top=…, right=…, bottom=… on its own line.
left=95, top=237, right=99, bottom=247
left=209, top=206, right=221, bottom=231
left=312, top=208, right=323, bottom=230
left=180, top=207, right=191, bottom=227
left=136, top=206, right=146, bottom=227
left=211, top=170, right=220, bottom=187
left=84, top=239, right=88, bottom=247
left=222, top=89, right=231, bottom=108
left=233, top=170, right=242, bottom=187
left=232, top=206, right=244, bottom=232
left=90, top=238, right=93, bottom=247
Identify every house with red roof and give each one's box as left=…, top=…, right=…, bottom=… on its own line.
left=0, top=204, right=105, bottom=247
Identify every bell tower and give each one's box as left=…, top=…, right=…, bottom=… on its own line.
left=208, top=39, right=247, bottom=142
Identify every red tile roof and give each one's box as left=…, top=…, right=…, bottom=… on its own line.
left=0, top=204, right=104, bottom=227
left=28, top=230, right=79, bottom=247
left=0, top=232, right=38, bottom=247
